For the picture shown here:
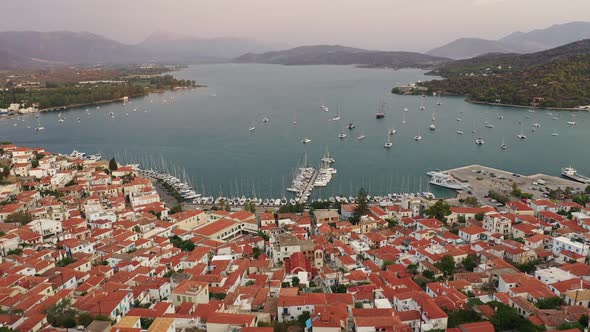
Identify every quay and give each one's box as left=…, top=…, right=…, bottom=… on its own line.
left=442, top=164, right=586, bottom=204
left=297, top=168, right=319, bottom=204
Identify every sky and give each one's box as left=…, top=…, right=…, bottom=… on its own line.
left=1, top=0, right=589, bottom=51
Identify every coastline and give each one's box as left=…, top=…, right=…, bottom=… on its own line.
left=0, top=85, right=205, bottom=121
left=465, top=99, right=590, bottom=112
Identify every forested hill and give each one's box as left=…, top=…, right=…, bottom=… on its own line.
left=427, top=39, right=590, bottom=78
left=395, top=40, right=590, bottom=109
left=234, top=45, right=449, bottom=68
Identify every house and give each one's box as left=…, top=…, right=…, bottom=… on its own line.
left=459, top=226, right=488, bottom=243
left=171, top=280, right=209, bottom=306
left=552, top=236, right=589, bottom=257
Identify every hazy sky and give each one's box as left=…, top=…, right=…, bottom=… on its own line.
left=1, top=0, right=589, bottom=51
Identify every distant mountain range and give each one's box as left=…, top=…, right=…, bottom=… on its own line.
left=234, top=45, right=448, bottom=68
left=428, top=21, right=590, bottom=59
left=0, top=30, right=283, bottom=68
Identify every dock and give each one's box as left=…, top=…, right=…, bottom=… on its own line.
left=297, top=169, right=319, bottom=204
left=442, top=164, right=586, bottom=204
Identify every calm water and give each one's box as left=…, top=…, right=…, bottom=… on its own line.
left=2, top=64, right=590, bottom=199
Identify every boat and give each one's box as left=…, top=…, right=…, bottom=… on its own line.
left=293, top=113, right=297, bottom=125
left=414, top=135, right=422, bottom=141
left=456, top=130, right=464, bottom=135
left=302, top=138, right=312, bottom=144
left=58, top=118, right=65, bottom=123
left=248, top=126, right=256, bottom=131
left=501, top=138, right=507, bottom=150
left=376, top=112, right=385, bottom=119
left=262, top=116, right=269, bottom=123
left=419, top=97, right=425, bottom=110
left=384, top=135, right=393, bottom=148
left=532, top=122, right=540, bottom=128
left=389, top=129, right=396, bottom=135
left=429, top=110, right=436, bottom=130
left=34, top=116, right=45, bottom=131
left=332, top=105, right=341, bottom=121
left=497, top=115, right=504, bottom=119
left=457, top=117, right=462, bottom=122
left=561, top=167, right=590, bottom=184
left=338, top=132, right=347, bottom=139
left=528, top=109, right=535, bottom=113
left=517, top=122, right=527, bottom=139
left=567, top=114, right=576, bottom=125
left=347, top=123, right=356, bottom=130
left=403, top=107, right=408, bottom=112
left=485, top=123, right=494, bottom=128
left=429, top=123, right=436, bottom=130
left=427, top=171, right=469, bottom=190
left=475, top=138, right=485, bottom=145
left=552, top=130, right=558, bottom=137
left=321, top=105, right=329, bottom=112
left=402, top=112, right=406, bottom=124
left=357, top=133, right=366, bottom=140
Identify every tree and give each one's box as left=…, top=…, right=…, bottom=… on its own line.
left=535, top=296, right=564, bottom=309
left=5, top=212, right=32, bottom=225
left=557, top=321, right=582, bottom=330
left=434, top=255, right=455, bottom=276
left=109, top=157, right=118, bottom=171
left=355, top=188, right=369, bottom=219
left=244, top=201, right=256, bottom=213
left=424, top=200, right=451, bottom=223
left=462, top=255, right=478, bottom=272
left=422, top=270, right=435, bottom=279
left=170, top=205, right=183, bottom=214
left=407, top=264, right=418, bottom=275
left=446, top=308, right=482, bottom=328
left=586, top=186, right=590, bottom=195
left=474, top=213, right=485, bottom=221
left=463, top=196, right=479, bottom=207
left=297, top=311, right=311, bottom=327
left=489, top=301, right=543, bottom=332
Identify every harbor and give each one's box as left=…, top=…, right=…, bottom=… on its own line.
left=437, top=164, right=587, bottom=205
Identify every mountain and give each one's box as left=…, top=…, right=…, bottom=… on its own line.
left=0, top=30, right=284, bottom=68
left=0, top=31, right=144, bottom=65
left=138, top=31, right=286, bottom=62
left=428, top=21, right=590, bottom=60
left=426, top=38, right=528, bottom=60
left=234, top=45, right=449, bottom=68
left=410, top=40, right=590, bottom=108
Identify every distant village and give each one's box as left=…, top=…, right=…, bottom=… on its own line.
left=0, top=143, right=589, bottom=332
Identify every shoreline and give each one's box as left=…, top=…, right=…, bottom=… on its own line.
left=465, top=99, right=590, bottom=112
left=0, top=85, right=205, bottom=121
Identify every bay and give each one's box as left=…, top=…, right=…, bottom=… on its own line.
left=2, top=64, right=589, bottom=199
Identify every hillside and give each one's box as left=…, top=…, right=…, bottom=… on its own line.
left=402, top=40, right=590, bottom=109
left=234, top=45, right=448, bottom=68
left=428, top=21, right=590, bottom=59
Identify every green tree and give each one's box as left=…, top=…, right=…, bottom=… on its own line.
left=463, top=196, right=479, bottom=207
left=462, top=255, right=478, bottom=272
left=446, top=308, right=482, bottom=328
left=423, top=270, right=435, bottom=279
left=424, top=200, right=451, bottom=223
left=489, top=301, right=543, bottom=332
left=434, top=255, right=455, bottom=276
left=355, top=188, right=369, bottom=219
left=557, top=321, right=582, bottom=330
left=109, top=157, right=118, bottom=171
left=5, top=212, right=32, bottom=225
left=297, top=311, right=311, bottom=327
left=170, top=205, right=183, bottom=214
left=535, top=296, right=564, bottom=309
left=585, top=186, right=590, bottom=195
left=474, top=213, right=485, bottom=221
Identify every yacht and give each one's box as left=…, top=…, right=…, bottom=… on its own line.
left=427, top=172, right=469, bottom=190
left=429, top=123, right=436, bottom=130
left=456, top=130, right=464, bottom=135
left=485, top=123, right=494, bottom=128
left=249, top=126, right=256, bottom=131
left=338, top=132, right=347, bottom=139
left=552, top=130, right=558, bottom=137
left=357, top=133, right=366, bottom=140
left=475, top=138, right=485, bottom=145
left=501, top=138, right=507, bottom=150
left=389, top=129, right=396, bottom=135
left=414, top=135, right=422, bottom=141
left=347, top=123, right=356, bottom=130
left=70, top=150, right=86, bottom=158
left=321, top=105, right=329, bottom=112
left=532, top=122, right=540, bottom=128
left=561, top=167, right=590, bottom=184
left=517, top=122, right=527, bottom=139
left=302, top=137, right=312, bottom=144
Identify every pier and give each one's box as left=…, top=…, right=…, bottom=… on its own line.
left=297, top=168, right=319, bottom=204
left=441, top=164, right=586, bottom=204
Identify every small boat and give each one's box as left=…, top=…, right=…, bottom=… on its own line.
left=357, top=134, right=366, bottom=140
left=262, top=116, right=269, bottom=123
left=485, top=123, right=494, bottom=128
left=497, top=115, right=504, bottom=119
left=456, top=130, right=464, bottom=135
left=347, top=123, right=356, bottom=130
left=248, top=126, right=256, bottom=131
left=414, top=135, right=422, bottom=141
left=501, top=138, right=507, bottom=150
left=532, top=122, right=540, bottom=128
left=456, top=117, right=462, bottom=122
left=338, top=132, right=347, bottom=139
left=376, top=112, right=385, bottom=119
left=429, top=123, right=436, bottom=131
left=517, top=122, right=527, bottom=139
left=77, top=118, right=81, bottom=122
left=321, top=105, right=329, bottom=112
left=389, top=129, right=396, bottom=135
left=475, top=138, right=485, bottom=145
left=332, top=105, right=341, bottom=121
left=302, top=138, right=312, bottom=144
left=34, top=126, right=45, bottom=131
left=551, top=130, right=558, bottom=137
left=403, top=107, right=408, bottom=112
left=567, top=121, right=576, bottom=125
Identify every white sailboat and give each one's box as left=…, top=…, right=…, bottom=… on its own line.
left=567, top=114, right=576, bottom=125
left=402, top=112, right=407, bottom=124
left=357, top=131, right=366, bottom=140
left=293, top=112, right=297, bottom=125
left=501, top=138, right=507, bottom=150
left=34, top=116, right=45, bottom=131
left=414, top=128, right=422, bottom=141
left=551, top=129, right=558, bottom=137
left=321, top=105, right=329, bottom=112
left=429, top=110, right=436, bottom=130
left=332, top=105, right=341, bottom=121
left=419, top=97, right=425, bottom=110
left=248, top=121, right=256, bottom=131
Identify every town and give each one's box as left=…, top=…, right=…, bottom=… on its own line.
left=0, top=143, right=589, bottom=332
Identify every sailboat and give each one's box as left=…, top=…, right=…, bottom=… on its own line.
left=402, top=112, right=407, bottom=124
left=471, top=120, right=476, bottom=133
left=34, top=116, right=45, bottom=131
left=321, top=105, right=329, bottom=112
left=338, top=129, right=347, bottom=139
left=436, top=94, right=441, bottom=106
left=384, top=133, right=393, bottom=148
left=567, top=114, right=576, bottom=125
left=332, top=105, right=341, bottom=121
left=429, top=110, right=436, bottom=130
left=551, top=129, right=558, bottom=137
left=517, top=121, right=527, bottom=139
left=293, top=112, right=297, bottom=125
left=414, top=128, right=422, bottom=141
left=419, top=97, right=425, bottom=110
left=501, top=138, right=507, bottom=150
left=248, top=121, right=256, bottom=131
left=262, top=115, right=269, bottom=123
left=357, top=130, right=366, bottom=140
